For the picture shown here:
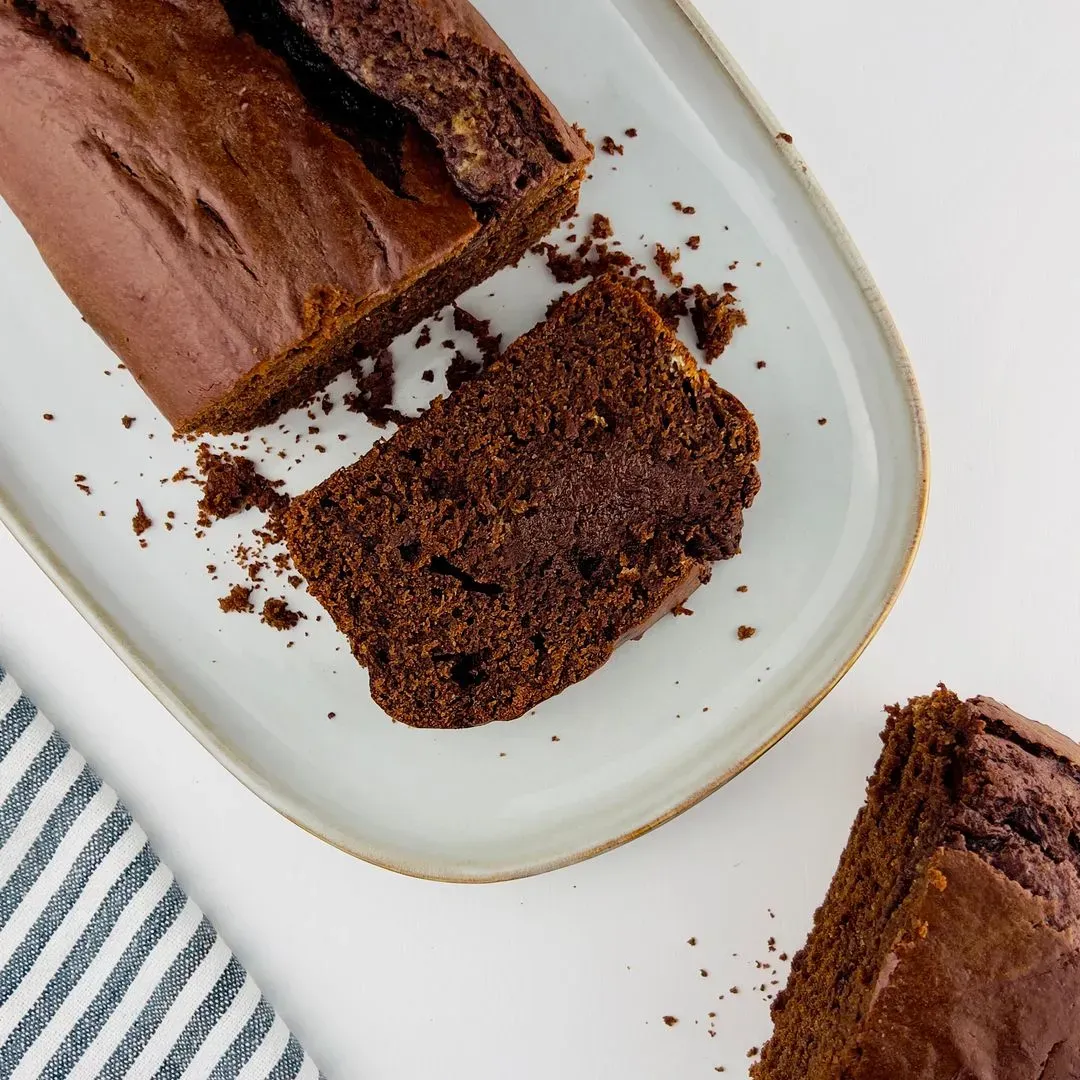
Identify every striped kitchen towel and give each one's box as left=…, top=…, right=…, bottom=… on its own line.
left=0, top=664, right=325, bottom=1079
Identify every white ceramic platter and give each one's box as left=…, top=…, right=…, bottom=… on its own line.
left=0, top=0, right=926, bottom=881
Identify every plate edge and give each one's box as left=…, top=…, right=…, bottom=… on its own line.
left=0, top=3, right=930, bottom=884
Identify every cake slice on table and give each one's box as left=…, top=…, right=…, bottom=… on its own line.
left=754, top=687, right=1080, bottom=1080
left=0, top=0, right=589, bottom=434
left=285, top=276, right=760, bottom=729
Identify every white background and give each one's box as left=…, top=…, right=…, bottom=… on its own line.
left=2, top=1, right=1079, bottom=1076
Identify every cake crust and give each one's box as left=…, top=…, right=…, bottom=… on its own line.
left=0, top=0, right=589, bottom=432
left=852, top=847, right=1080, bottom=1079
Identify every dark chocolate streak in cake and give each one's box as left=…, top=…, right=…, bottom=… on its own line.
left=222, top=0, right=410, bottom=196
left=274, top=0, right=582, bottom=209
left=946, top=700, right=1080, bottom=928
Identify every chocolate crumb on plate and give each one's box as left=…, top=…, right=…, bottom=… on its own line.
left=737, top=625, right=757, bottom=640
left=691, top=285, right=747, bottom=362
left=654, top=243, right=684, bottom=287
left=590, top=212, right=614, bottom=239
left=776, top=132, right=794, bottom=143
left=42, top=413, right=54, bottom=421
left=195, top=445, right=288, bottom=528
left=414, top=325, right=432, bottom=349
left=672, top=201, right=697, bottom=215
left=121, top=415, right=135, bottom=429
left=218, top=584, right=254, bottom=613
left=737, top=585, right=749, bottom=593
left=662, top=1016, right=679, bottom=1027
left=422, top=369, right=435, bottom=382
left=131, top=499, right=152, bottom=536
left=73, top=474, right=91, bottom=496
left=453, top=305, right=502, bottom=368
left=624, top=127, right=638, bottom=138
left=601, top=135, right=624, bottom=155
left=818, top=417, right=828, bottom=426
left=756, top=360, right=767, bottom=369
left=687, top=235, right=701, bottom=250
left=260, top=597, right=303, bottom=631
left=344, top=349, right=411, bottom=428
left=446, top=351, right=483, bottom=392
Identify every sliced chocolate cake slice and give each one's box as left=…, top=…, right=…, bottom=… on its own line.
left=285, top=276, right=760, bottom=728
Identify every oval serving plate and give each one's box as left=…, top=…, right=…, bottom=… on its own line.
left=0, top=0, right=926, bottom=881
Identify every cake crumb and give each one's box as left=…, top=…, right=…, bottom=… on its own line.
left=687, top=937, right=697, bottom=946
left=261, top=597, right=303, bottom=631
left=737, top=625, right=757, bottom=640
left=672, top=201, right=697, bottom=215
left=414, top=325, right=432, bottom=349
left=700, top=969, right=709, bottom=977
left=624, top=127, right=638, bottom=138
left=422, top=369, right=435, bottom=383
left=662, top=1016, right=679, bottom=1027
left=42, top=413, right=54, bottom=421
left=729, top=986, right=740, bottom=994
left=687, top=235, right=701, bottom=250
left=344, top=349, right=411, bottom=428
left=195, top=445, right=289, bottom=530
left=218, top=584, right=254, bottom=614
left=747, top=1047, right=760, bottom=1058
left=736, top=585, right=748, bottom=593
left=672, top=602, right=694, bottom=617
left=453, top=305, right=502, bottom=368
left=818, top=417, right=828, bottom=426
left=768, top=936, right=776, bottom=951
left=447, top=351, right=483, bottom=392
left=691, top=285, right=747, bottom=362
left=73, top=474, right=91, bottom=496
left=601, top=135, right=624, bottom=155
left=654, top=243, right=684, bottom=287
left=121, top=415, right=135, bottom=429
left=756, top=360, right=767, bottom=369
left=776, top=131, right=793, bottom=143
left=131, top=499, right=152, bottom=536
left=590, top=213, right=614, bottom=239
left=551, top=735, right=560, bottom=742
left=779, top=953, right=788, bottom=962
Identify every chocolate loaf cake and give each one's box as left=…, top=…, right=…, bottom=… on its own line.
left=0, top=0, right=589, bottom=433
left=754, top=688, right=1080, bottom=1080
left=285, top=276, right=760, bottom=728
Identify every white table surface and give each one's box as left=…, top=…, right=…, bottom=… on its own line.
left=3, top=2, right=1079, bottom=1076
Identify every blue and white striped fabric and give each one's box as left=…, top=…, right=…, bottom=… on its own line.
left=0, top=665, right=325, bottom=1079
